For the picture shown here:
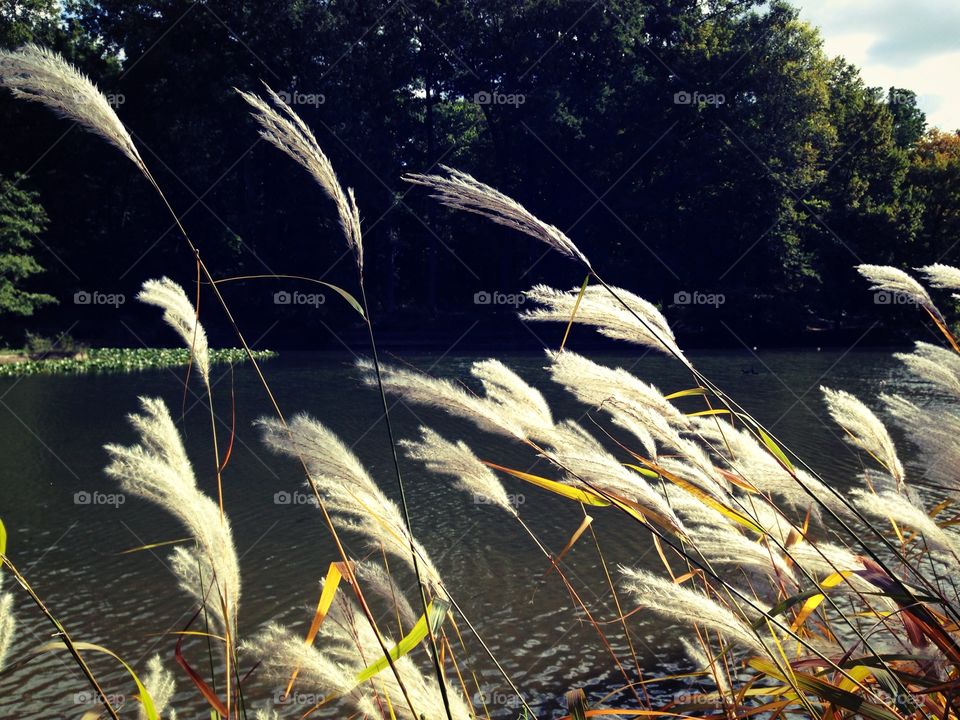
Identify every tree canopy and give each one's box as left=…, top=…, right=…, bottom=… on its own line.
left=0, top=0, right=956, bottom=348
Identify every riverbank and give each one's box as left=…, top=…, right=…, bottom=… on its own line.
left=0, top=347, right=277, bottom=376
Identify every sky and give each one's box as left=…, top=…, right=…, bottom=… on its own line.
left=797, top=0, right=960, bottom=131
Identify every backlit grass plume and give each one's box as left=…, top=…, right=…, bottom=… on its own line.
left=0, top=577, right=13, bottom=671
left=237, top=84, right=362, bottom=267
left=257, top=414, right=445, bottom=595
left=104, top=397, right=240, bottom=633
left=0, top=45, right=146, bottom=174
left=523, top=284, right=687, bottom=361
left=137, top=277, right=210, bottom=386
left=246, top=602, right=471, bottom=719
left=895, top=342, right=960, bottom=397
left=403, top=165, right=590, bottom=267
left=856, top=264, right=943, bottom=321
left=620, top=566, right=769, bottom=657
left=399, top=426, right=517, bottom=516
left=138, top=654, right=177, bottom=720
left=821, top=386, right=904, bottom=486
left=918, top=263, right=960, bottom=291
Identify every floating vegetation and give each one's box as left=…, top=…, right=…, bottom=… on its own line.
left=0, top=347, right=276, bottom=377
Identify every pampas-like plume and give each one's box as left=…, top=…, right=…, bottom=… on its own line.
left=137, top=277, right=210, bottom=385
left=882, top=393, right=960, bottom=489
left=0, top=580, right=13, bottom=671
left=543, top=421, right=684, bottom=532
left=620, top=567, right=767, bottom=656
left=523, top=284, right=687, bottom=361
left=138, top=655, right=177, bottom=720
left=356, top=561, right=419, bottom=632
left=104, top=397, right=239, bottom=632
left=918, top=263, right=960, bottom=291
left=355, top=359, right=530, bottom=441
left=246, top=604, right=472, bottom=720
left=895, top=342, right=960, bottom=397
left=403, top=166, right=590, bottom=267
left=852, top=490, right=960, bottom=560
left=257, top=414, right=445, bottom=595
left=237, top=84, right=362, bottom=267
left=469, top=359, right=555, bottom=440
left=856, top=264, right=942, bottom=320
left=548, top=350, right=688, bottom=456
left=822, top=387, right=904, bottom=485
left=0, top=45, right=146, bottom=173
left=399, top=426, right=517, bottom=516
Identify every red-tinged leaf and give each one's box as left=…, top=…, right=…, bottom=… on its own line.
left=175, top=608, right=229, bottom=717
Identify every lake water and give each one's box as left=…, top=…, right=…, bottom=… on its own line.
left=0, top=349, right=915, bottom=718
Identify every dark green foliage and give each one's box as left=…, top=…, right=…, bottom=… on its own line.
left=0, top=0, right=957, bottom=346
left=0, top=174, right=55, bottom=316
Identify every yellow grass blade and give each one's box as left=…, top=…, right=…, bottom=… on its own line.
left=560, top=275, right=590, bottom=352
left=356, top=599, right=451, bottom=683
left=664, top=388, right=707, bottom=400
left=483, top=460, right=611, bottom=506
left=284, top=561, right=352, bottom=696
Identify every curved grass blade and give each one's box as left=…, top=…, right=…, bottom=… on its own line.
left=34, top=641, right=159, bottom=720
left=212, top=274, right=365, bottom=317
left=482, top=460, right=611, bottom=506
left=356, top=599, right=451, bottom=683
left=559, top=275, right=590, bottom=352
left=284, top=561, right=352, bottom=697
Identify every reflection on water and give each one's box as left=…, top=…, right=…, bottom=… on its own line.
left=0, top=349, right=912, bottom=717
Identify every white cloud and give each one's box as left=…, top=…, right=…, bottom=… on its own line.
left=796, top=0, right=960, bottom=130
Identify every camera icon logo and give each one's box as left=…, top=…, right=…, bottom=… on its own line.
left=474, top=290, right=492, bottom=305
left=274, top=290, right=292, bottom=305
left=673, top=91, right=692, bottom=105
left=74, top=290, right=92, bottom=305
left=274, top=490, right=292, bottom=505
left=74, top=490, right=92, bottom=505
left=473, top=91, right=492, bottom=105
left=673, top=291, right=692, bottom=305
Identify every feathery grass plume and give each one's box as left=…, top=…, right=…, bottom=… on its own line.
left=403, top=165, right=590, bottom=268
left=852, top=490, right=960, bottom=560
left=355, top=359, right=529, bottom=441
left=469, top=359, right=555, bottom=440
left=237, top=84, right=362, bottom=267
left=620, top=567, right=767, bottom=656
left=104, top=397, right=240, bottom=632
left=821, top=387, right=904, bottom=485
left=138, top=655, right=177, bottom=720
left=0, top=44, right=146, bottom=174
left=244, top=623, right=357, bottom=713
left=523, top=284, right=687, bottom=361
left=257, top=414, right=445, bottom=595
left=544, top=421, right=685, bottom=531
left=246, top=605, right=472, bottom=720
left=680, top=638, right=731, bottom=696
left=137, top=277, right=210, bottom=385
left=895, top=341, right=960, bottom=397
left=323, top=606, right=473, bottom=720
left=918, top=263, right=960, bottom=291
left=689, top=417, right=836, bottom=515
left=548, top=350, right=687, bottom=455
left=399, top=426, right=517, bottom=516
left=356, top=561, right=419, bottom=632
left=0, top=581, right=13, bottom=671
left=882, top=393, right=960, bottom=489
left=856, top=264, right=942, bottom=320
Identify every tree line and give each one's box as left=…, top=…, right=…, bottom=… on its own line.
left=1, top=0, right=958, bottom=349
